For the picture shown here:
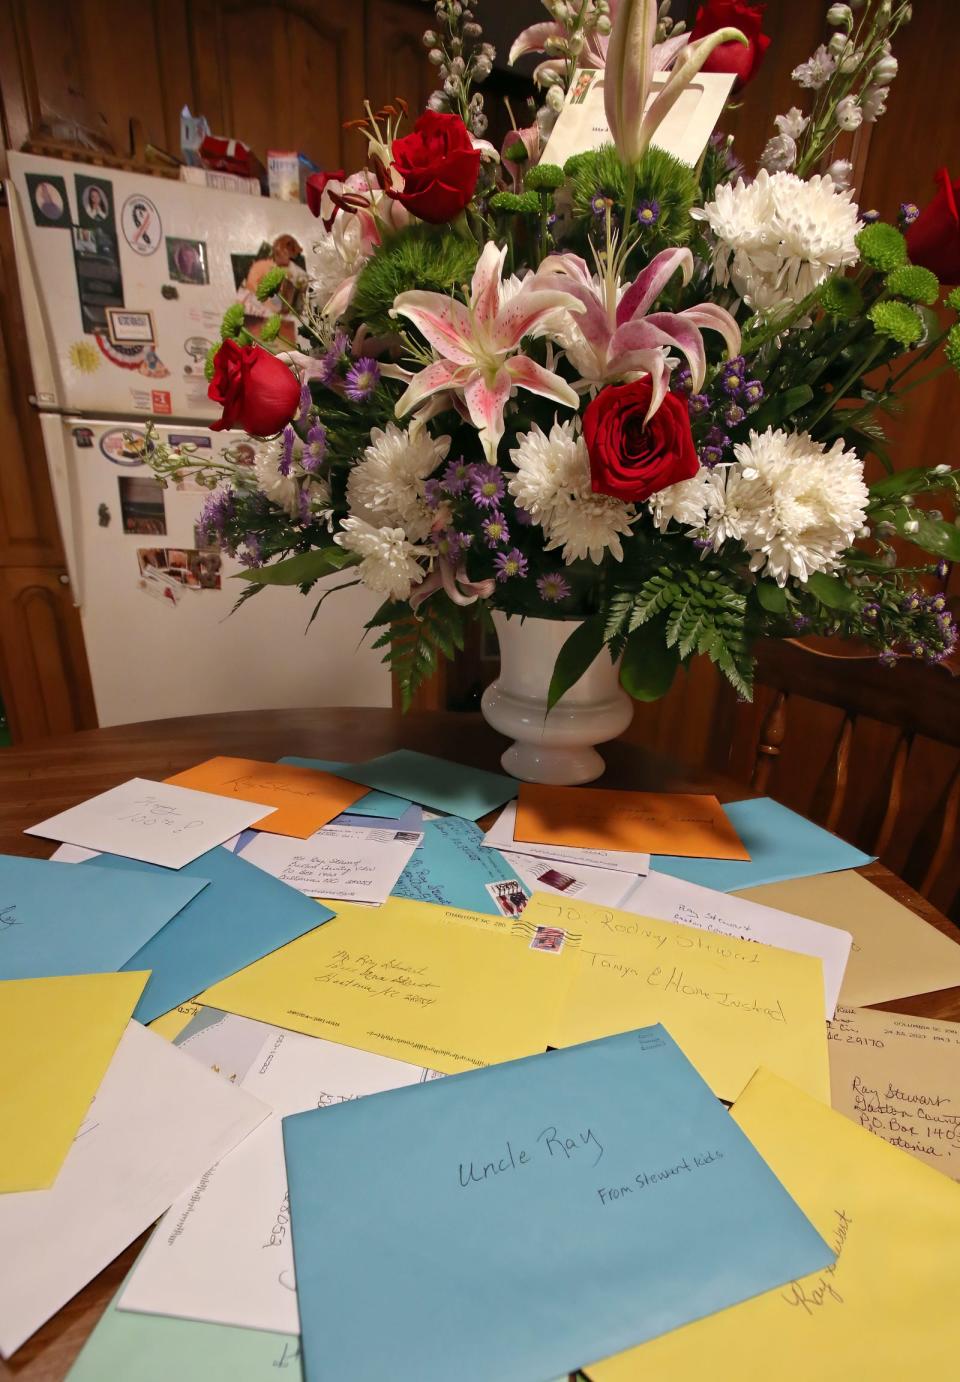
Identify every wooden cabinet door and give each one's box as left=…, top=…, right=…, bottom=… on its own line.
left=364, top=0, right=436, bottom=120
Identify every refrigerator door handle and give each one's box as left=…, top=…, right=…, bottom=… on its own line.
left=38, top=414, right=84, bottom=608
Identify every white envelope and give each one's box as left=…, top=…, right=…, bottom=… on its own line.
left=0, top=1021, right=268, bottom=1358
left=238, top=824, right=421, bottom=903
left=620, top=869, right=852, bottom=1019
left=26, top=778, right=273, bottom=869
left=483, top=802, right=650, bottom=877
left=499, top=850, right=639, bottom=909
left=118, top=1030, right=437, bottom=1335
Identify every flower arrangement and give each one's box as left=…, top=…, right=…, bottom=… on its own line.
left=147, top=0, right=960, bottom=714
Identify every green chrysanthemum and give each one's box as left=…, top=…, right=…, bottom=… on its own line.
left=945, top=286, right=960, bottom=312
left=855, top=221, right=907, bottom=272
left=525, top=163, right=565, bottom=193
left=569, top=143, right=696, bottom=258
left=944, top=323, right=960, bottom=372
left=219, top=302, right=246, bottom=340
left=350, top=224, right=479, bottom=335
left=258, top=313, right=283, bottom=343
left=204, top=343, right=220, bottom=382
left=503, top=139, right=528, bottom=163
left=867, top=300, right=923, bottom=347
left=884, top=264, right=939, bottom=305
left=819, top=275, right=863, bottom=318
left=489, top=190, right=541, bottom=213
left=255, top=266, right=287, bottom=302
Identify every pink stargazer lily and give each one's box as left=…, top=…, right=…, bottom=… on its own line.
left=391, top=241, right=584, bottom=461
left=534, top=247, right=741, bottom=419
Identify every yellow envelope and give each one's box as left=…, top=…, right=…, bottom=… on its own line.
left=0, top=971, right=149, bottom=1192
left=147, top=1000, right=202, bottom=1042
left=530, top=893, right=828, bottom=1103
left=198, top=900, right=575, bottom=1074
left=514, top=785, right=750, bottom=859
left=586, top=1067, right=960, bottom=1381
left=165, top=756, right=368, bottom=838
left=735, top=870, right=960, bottom=1008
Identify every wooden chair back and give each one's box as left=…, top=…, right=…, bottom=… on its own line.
left=740, top=640, right=960, bottom=916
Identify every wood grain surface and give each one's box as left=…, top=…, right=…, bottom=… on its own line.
left=1, top=708, right=958, bottom=1381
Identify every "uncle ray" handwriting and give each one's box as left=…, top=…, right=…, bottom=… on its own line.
left=458, top=1125, right=604, bottom=1188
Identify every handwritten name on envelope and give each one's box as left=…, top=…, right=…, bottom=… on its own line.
left=514, top=786, right=750, bottom=860
left=165, top=757, right=367, bottom=838
left=829, top=1005, right=960, bottom=1181
left=526, top=894, right=829, bottom=1103
left=198, top=900, right=575, bottom=1073
left=586, top=1067, right=960, bottom=1382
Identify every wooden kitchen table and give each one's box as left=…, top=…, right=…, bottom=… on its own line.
left=2, top=708, right=958, bottom=1382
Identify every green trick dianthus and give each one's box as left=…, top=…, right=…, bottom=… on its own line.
left=819, top=275, right=863, bottom=318
left=525, top=163, right=565, bottom=193
left=855, top=221, right=907, bottom=272
left=350, top=224, right=479, bottom=335
left=884, top=264, right=939, bottom=305
left=489, top=190, right=541, bottom=213
left=945, top=286, right=960, bottom=312
left=867, top=300, right=923, bottom=347
left=568, top=144, right=696, bottom=257
left=944, top=323, right=960, bottom=372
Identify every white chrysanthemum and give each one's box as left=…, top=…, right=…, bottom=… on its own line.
left=253, top=439, right=301, bottom=518
left=703, top=428, right=869, bottom=585
left=648, top=470, right=713, bottom=533
left=346, top=423, right=450, bottom=541
left=703, top=170, right=860, bottom=313
left=507, top=418, right=635, bottom=565
left=333, top=517, right=430, bottom=600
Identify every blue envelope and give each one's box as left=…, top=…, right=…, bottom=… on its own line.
left=278, top=757, right=409, bottom=819
left=283, top=1027, right=832, bottom=1382
left=82, top=847, right=333, bottom=1024
left=0, top=853, right=207, bottom=980
left=652, top=797, right=874, bottom=892
left=391, top=816, right=527, bottom=915
left=327, top=749, right=518, bottom=820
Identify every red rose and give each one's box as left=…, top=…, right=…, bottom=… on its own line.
left=583, top=378, right=699, bottom=502
left=305, top=169, right=345, bottom=219
left=389, top=111, right=480, bottom=225
left=690, top=1, right=771, bottom=89
left=208, top=339, right=300, bottom=437
left=906, top=168, right=960, bottom=284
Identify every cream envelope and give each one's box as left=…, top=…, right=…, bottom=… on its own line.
left=530, top=893, right=829, bottom=1103
left=586, top=1067, right=960, bottom=1382
left=735, top=871, right=960, bottom=1007
left=829, top=1004, right=960, bottom=1180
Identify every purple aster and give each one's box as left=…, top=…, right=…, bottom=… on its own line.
left=863, top=601, right=880, bottom=621
left=590, top=193, right=608, bottom=218
left=928, top=593, right=947, bottom=611
left=423, top=478, right=443, bottom=509
left=910, top=640, right=926, bottom=659
left=481, top=512, right=509, bottom=547
left=469, top=464, right=505, bottom=509
left=514, top=506, right=535, bottom=526
left=318, top=329, right=351, bottom=385
left=791, top=614, right=812, bottom=632
left=636, top=199, right=660, bottom=226
left=861, top=209, right=881, bottom=224
left=901, top=593, right=920, bottom=612
left=723, top=402, right=746, bottom=428
left=899, top=202, right=920, bottom=225
left=672, top=367, right=693, bottom=395
left=237, top=533, right=263, bottom=568
left=344, top=357, right=380, bottom=402
left=537, top=572, right=571, bottom=603
left=878, top=646, right=898, bottom=667
left=742, top=379, right=764, bottom=407
left=197, top=488, right=236, bottom=540
left=442, top=457, right=472, bottom=495
left=301, top=422, right=327, bottom=473
left=700, top=445, right=725, bottom=468
left=692, top=536, right=713, bottom=550
left=494, top=547, right=528, bottom=582
left=298, top=487, right=312, bottom=523
left=688, top=392, right=711, bottom=417
left=935, top=558, right=949, bottom=579
left=720, top=356, right=745, bottom=394
left=279, top=425, right=296, bottom=476
left=296, top=381, right=312, bottom=424
left=705, top=425, right=730, bottom=449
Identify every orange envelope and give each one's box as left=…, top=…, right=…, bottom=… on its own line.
left=165, top=756, right=368, bottom=838
left=513, top=785, right=750, bottom=860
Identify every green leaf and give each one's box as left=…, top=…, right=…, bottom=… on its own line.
left=547, top=617, right=608, bottom=712
left=235, top=548, right=359, bottom=586
left=755, top=580, right=788, bottom=614
left=620, top=621, right=679, bottom=701
left=868, top=466, right=933, bottom=500
left=804, top=571, right=858, bottom=610
left=893, top=511, right=960, bottom=560
left=746, top=385, right=814, bottom=433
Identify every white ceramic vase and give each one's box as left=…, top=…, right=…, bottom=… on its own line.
left=480, top=611, right=634, bottom=785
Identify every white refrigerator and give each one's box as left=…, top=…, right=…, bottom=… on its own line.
left=6, top=152, right=390, bottom=727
